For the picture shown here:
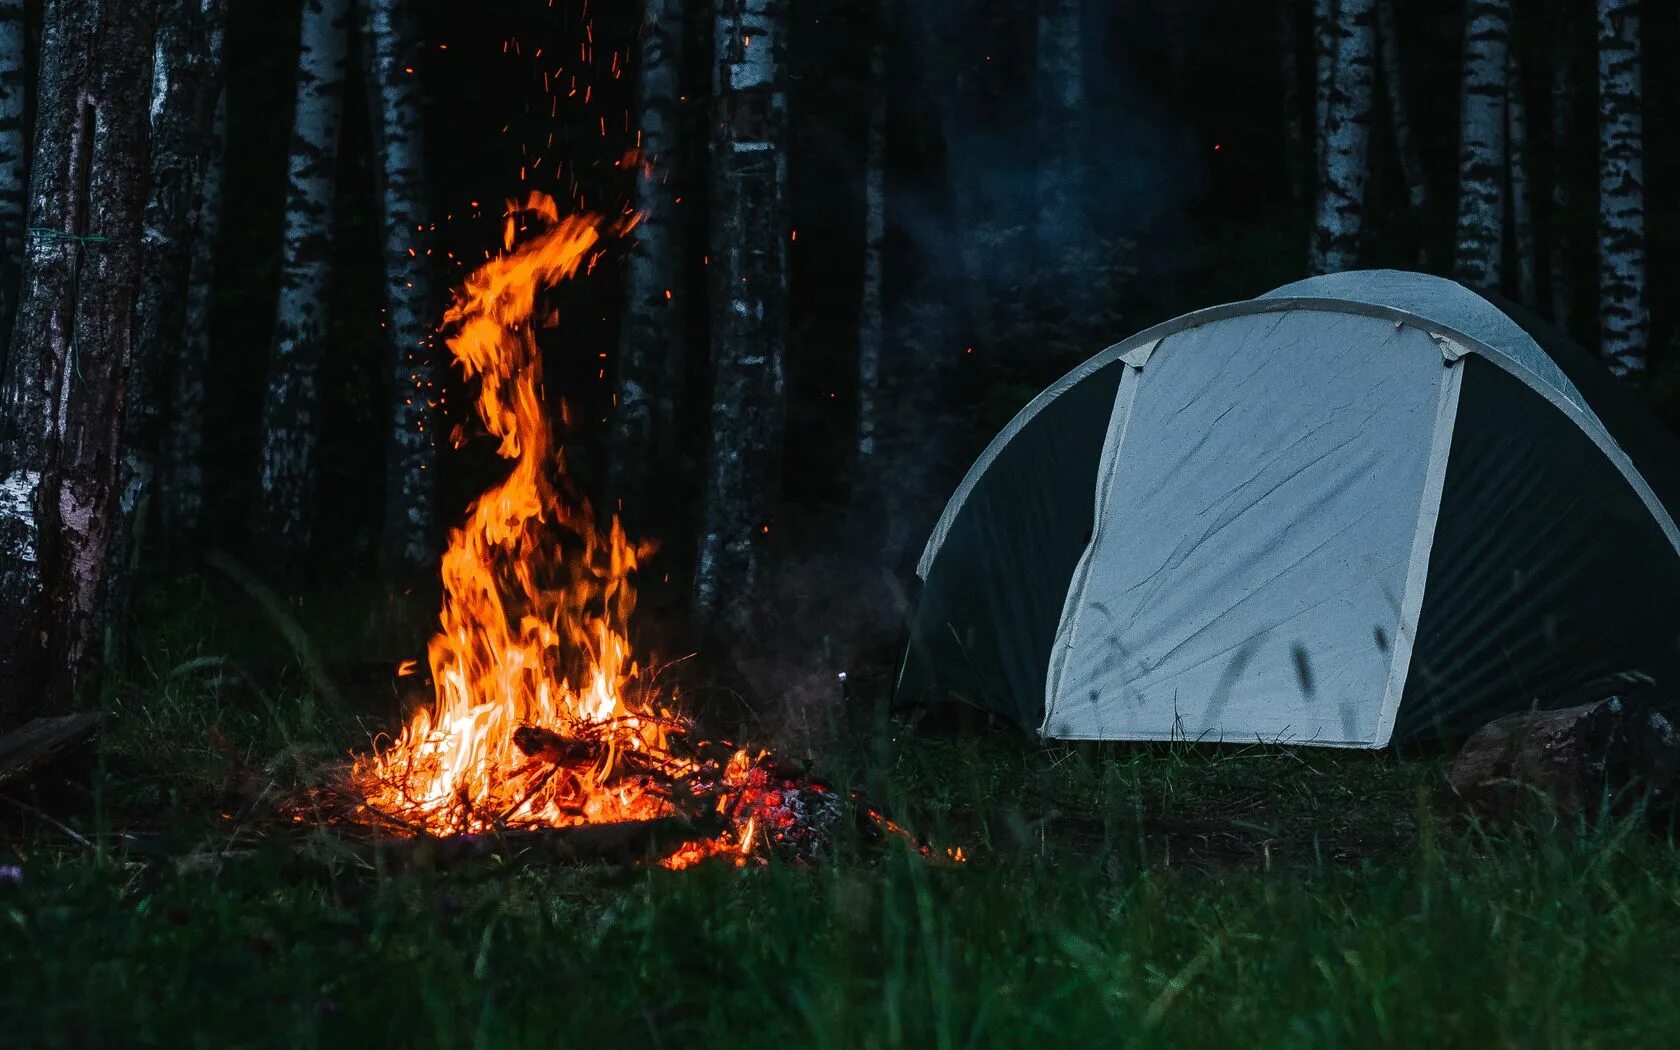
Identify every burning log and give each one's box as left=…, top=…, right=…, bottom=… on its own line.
left=361, top=815, right=720, bottom=873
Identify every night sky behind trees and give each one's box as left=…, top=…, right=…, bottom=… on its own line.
left=0, top=0, right=1677, bottom=718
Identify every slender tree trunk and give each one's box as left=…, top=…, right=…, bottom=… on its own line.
left=1310, top=0, right=1335, bottom=271
left=1595, top=0, right=1645, bottom=379
left=610, top=0, right=686, bottom=537
left=1035, top=0, right=1089, bottom=289
left=1281, top=1, right=1305, bottom=209
left=165, top=89, right=224, bottom=543
left=257, top=0, right=349, bottom=565
left=1314, top=0, right=1374, bottom=273
left=1376, top=0, right=1427, bottom=221
left=0, top=0, right=26, bottom=359
left=1507, top=47, right=1536, bottom=305
left=1548, top=22, right=1574, bottom=332
left=365, top=0, right=438, bottom=572
left=111, top=0, right=225, bottom=612
left=1453, top=0, right=1508, bottom=291
left=694, top=0, right=789, bottom=634
left=856, top=31, right=885, bottom=471
left=0, top=0, right=155, bottom=713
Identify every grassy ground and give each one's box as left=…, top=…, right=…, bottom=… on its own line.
left=4, top=586, right=1680, bottom=1047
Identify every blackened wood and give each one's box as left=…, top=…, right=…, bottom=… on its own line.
left=363, top=816, right=713, bottom=872
left=0, top=712, right=97, bottom=786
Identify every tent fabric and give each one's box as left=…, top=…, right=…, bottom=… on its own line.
left=899, top=270, right=1680, bottom=746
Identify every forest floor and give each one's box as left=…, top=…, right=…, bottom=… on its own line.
left=3, top=580, right=1680, bottom=1046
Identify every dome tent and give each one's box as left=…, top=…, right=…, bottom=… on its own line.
left=896, top=270, right=1680, bottom=747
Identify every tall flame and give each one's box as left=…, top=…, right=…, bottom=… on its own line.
left=353, top=194, right=683, bottom=833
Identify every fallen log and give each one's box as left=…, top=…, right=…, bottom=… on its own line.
left=1449, top=694, right=1680, bottom=820
left=0, top=713, right=99, bottom=789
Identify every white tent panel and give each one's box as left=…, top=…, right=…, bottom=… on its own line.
left=1042, top=309, right=1456, bottom=746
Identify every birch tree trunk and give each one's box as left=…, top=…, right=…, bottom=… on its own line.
left=610, top=0, right=686, bottom=536
left=165, top=90, right=224, bottom=543
left=856, top=31, right=886, bottom=471
left=694, top=0, right=789, bottom=634
left=257, top=0, right=349, bottom=564
left=0, top=0, right=154, bottom=712
left=1035, top=0, right=1090, bottom=290
left=1596, top=0, right=1646, bottom=379
left=364, top=0, right=438, bottom=571
left=1376, top=0, right=1427, bottom=221
left=0, top=0, right=26, bottom=358
left=1507, top=48, right=1536, bottom=305
left=1310, top=0, right=1335, bottom=271
left=1453, top=0, right=1508, bottom=291
left=112, top=0, right=225, bottom=609
left=1314, top=0, right=1374, bottom=274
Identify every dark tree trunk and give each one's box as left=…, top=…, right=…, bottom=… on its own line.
left=258, top=0, right=349, bottom=566
left=110, top=0, right=225, bottom=613
left=1035, top=0, right=1091, bottom=296
left=1281, top=1, right=1305, bottom=209
left=1376, top=0, right=1427, bottom=232
left=365, top=0, right=438, bottom=573
left=1507, top=47, right=1536, bottom=305
left=0, top=0, right=155, bottom=715
left=856, top=27, right=885, bottom=472
left=610, top=0, right=687, bottom=538
left=1547, top=19, right=1575, bottom=333
left=693, top=0, right=790, bottom=634
left=163, top=89, right=225, bottom=543
left=0, top=0, right=26, bottom=359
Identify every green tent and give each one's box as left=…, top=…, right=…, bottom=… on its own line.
left=898, top=271, right=1680, bottom=746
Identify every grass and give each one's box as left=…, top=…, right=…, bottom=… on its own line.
left=4, top=584, right=1680, bottom=1047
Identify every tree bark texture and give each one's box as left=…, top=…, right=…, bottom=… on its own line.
left=164, top=89, right=224, bottom=542
left=1548, top=27, right=1574, bottom=332
left=365, top=0, right=439, bottom=571
left=112, top=0, right=225, bottom=609
left=1453, top=0, right=1508, bottom=291
left=856, top=29, right=886, bottom=470
left=1313, top=0, right=1373, bottom=274
left=0, top=0, right=156, bottom=713
left=258, top=0, right=349, bottom=563
left=1507, top=47, right=1536, bottom=306
left=1595, top=0, right=1646, bottom=379
left=610, top=0, right=686, bottom=537
left=0, top=0, right=26, bottom=359
left=694, top=0, right=789, bottom=634
left=1310, top=0, right=1334, bottom=271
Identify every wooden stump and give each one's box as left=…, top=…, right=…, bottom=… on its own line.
left=1449, top=696, right=1680, bottom=820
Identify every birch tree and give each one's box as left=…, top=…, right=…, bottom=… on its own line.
left=1453, top=0, right=1508, bottom=291
left=1310, top=0, right=1334, bottom=270
left=165, top=91, right=225, bottom=542
left=694, top=0, right=789, bottom=634
left=113, top=0, right=226, bottom=605
left=611, top=0, right=686, bottom=534
left=1313, top=0, right=1374, bottom=274
left=1376, top=0, right=1427, bottom=222
left=1507, top=49, right=1536, bottom=305
left=1035, top=0, right=1090, bottom=289
left=856, top=29, right=886, bottom=471
left=0, top=0, right=154, bottom=710
left=1596, top=0, right=1646, bottom=378
left=0, top=0, right=25, bottom=356
left=257, top=0, right=349, bottom=562
left=364, top=0, right=438, bottom=571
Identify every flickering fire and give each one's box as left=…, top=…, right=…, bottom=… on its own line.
left=349, top=193, right=762, bottom=864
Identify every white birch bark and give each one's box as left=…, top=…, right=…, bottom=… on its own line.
left=1310, top=0, right=1335, bottom=271
left=165, top=89, right=224, bottom=540
left=1507, top=48, right=1536, bottom=305
left=365, top=0, right=438, bottom=570
left=856, top=32, right=885, bottom=469
left=611, top=0, right=686, bottom=533
left=1314, top=0, right=1374, bottom=274
left=1596, top=0, right=1646, bottom=378
left=694, top=0, right=790, bottom=634
left=1453, top=0, right=1508, bottom=291
left=257, top=0, right=348, bottom=561
left=0, top=0, right=25, bottom=354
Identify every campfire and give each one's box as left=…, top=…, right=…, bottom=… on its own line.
left=345, top=194, right=913, bottom=869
